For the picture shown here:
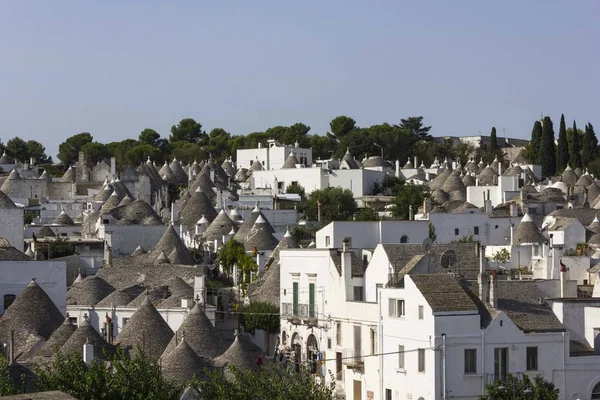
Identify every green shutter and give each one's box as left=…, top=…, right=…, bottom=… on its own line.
left=309, top=283, right=315, bottom=318
left=293, top=282, right=298, bottom=315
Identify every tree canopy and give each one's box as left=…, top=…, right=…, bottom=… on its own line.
left=391, top=183, right=427, bottom=220
left=479, top=373, right=558, bottom=400
left=570, top=120, right=582, bottom=168
left=556, top=114, right=569, bottom=172
left=582, top=122, right=598, bottom=167
left=540, top=116, right=556, bottom=177
left=169, top=118, right=206, bottom=144
left=398, top=116, right=432, bottom=141
left=57, top=132, right=93, bottom=165
left=304, top=187, right=357, bottom=223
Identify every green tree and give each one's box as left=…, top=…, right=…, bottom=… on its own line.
left=214, top=239, right=257, bottom=283
left=354, top=207, right=379, bottom=221
left=556, top=114, right=569, bottom=172
left=309, top=134, right=338, bottom=160
left=329, top=115, right=357, bottom=138
left=170, top=141, right=206, bottom=164
left=391, top=183, right=426, bottom=220
left=81, top=142, right=110, bottom=164
left=105, top=139, right=138, bottom=169
left=0, top=356, right=17, bottom=396
left=570, top=120, right=582, bottom=168
left=57, top=132, right=93, bottom=165
left=27, top=140, right=52, bottom=164
left=192, top=364, right=335, bottom=400
left=124, top=143, right=163, bottom=166
left=5, top=137, right=28, bottom=161
left=454, top=142, right=475, bottom=166
left=304, top=187, right=357, bottom=223
left=479, top=373, right=558, bottom=400
left=285, top=182, right=306, bottom=200
left=528, top=120, right=543, bottom=164
left=398, top=116, right=432, bottom=141
left=169, top=118, right=206, bottom=144
left=540, top=116, right=556, bottom=177
left=36, top=348, right=180, bottom=400
left=582, top=122, right=598, bottom=167
left=204, top=128, right=233, bottom=162
left=139, top=129, right=161, bottom=146
left=239, top=301, right=279, bottom=333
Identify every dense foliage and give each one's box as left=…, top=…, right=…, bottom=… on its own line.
left=479, top=373, right=559, bottom=400
left=556, top=114, right=569, bottom=172
left=35, top=348, right=181, bottom=400
left=0, top=356, right=17, bottom=396
left=239, top=301, right=280, bottom=333
left=214, top=239, right=258, bottom=282
left=391, top=183, right=427, bottom=220
left=191, top=364, right=335, bottom=400
left=303, top=187, right=357, bottom=223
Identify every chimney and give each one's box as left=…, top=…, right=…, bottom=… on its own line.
left=510, top=203, right=518, bottom=217
left=423, top=197, right=432, bottom=214
left=560, top=259, right=567, bottom=298
left=342, top=239, right=352, bottom=300
left=9, top=330, right=14, bottom=365
left=395, top=160, right=400, bottom=178
left=510, top=223, right=514, bottom=246
left=83, top=340, right=94, bottom=366
left=408, top=205, right=414, bottom=220
left=425, top=172, right=430, bottom=181
left=104, top=241, right=112, bottom=267
left=414, top=156, right=419, bottom=167
left=110, top=157, right=116, bottom=178
left=498, top=162, right=502, bottom=176
left=78, top=151, right=85, bottom=166
left=478, top=244, right=488, bottom=302
left=489, top=271, right=497, bottom=308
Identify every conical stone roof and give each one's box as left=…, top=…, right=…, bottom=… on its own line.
left=161, top=338, right=211, bottom=385
left=281, top=152, right=299, bottom=169
left=96, top=288, right=139, bottom=307
left=243, top=215, right=279, bottom=251
left=0, top=151, right=11, bottom=164
left=462, top=174, right=475, bottom=187
left=561, top=165, right=578, bottom=187
left=156, top=251, right=171, bottom=264
left=221, top=160, right=236, bottom=177
left=67, top=276, right=115, bottom=306
left=588, top=215, right=600, bottom=234
left=100, top=191, right=123, bottom=214
left=117, top=194, right=133, bottom=207
left=94, top=185, right=114, bottom=203
left=431, top=189, right=449, bottom=205
left=162, top=302, right=226, bottom=359
left=233, top=208, right=275, bottom=242
left=151, top=224, right=194, bottom=265
left=514, top=213, right=546, bottom=245
left=60, top=166, right=76, bottom=183
left=588, top=183, right=600, bottom=205
left=38, top=316, right=76, bottom=357
left=60, top=317, right=113, bottom=359
left=0, top=189, right=17, bottom=209
left=39, top=170, right=51, bottom=181
left=341, top=148, right=359, bottom=169
left=214, top=330, right=264, bottom=373
left=202, top=210, right=235, bottom=242
left=37, top=226, right=56, bottom=239
left=131, top=245, right=146, bottom=256
left=169, top=158, right=189, bottom=184
left=52, top=210, right=75, bottom=226
left=180, top=188, right=218, bottom=227
left=441, top=171, right=466, bottom=193
left=250, top=159, right=263, bottom=171
left=0, top=279, right=64, bottom=355
left=114, top=296, right=174, bottom=359
left=428, top=168, right=453, bottom=191
left=159, top=162, right=177, bottom=183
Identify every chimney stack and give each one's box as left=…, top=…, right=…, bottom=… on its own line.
left=478, top=244, right=487, bottom=302
left=342, top=239, right=352, bottom=300
left=83, top=339, right=94, bottom=366
left=408, top=205, right=414, bottom=220
left=489, top=271, right=497, bottom=308
left=560, top=259, right=567, bottom=298
left=395, top=160, right=400, bottom=178
left=9, top=330, right=14, bottom=365
left=414, top=156, right=419, bottom=167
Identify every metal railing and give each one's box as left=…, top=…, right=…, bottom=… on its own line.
left=341, top=348, right=365, bottom=366
left=281, top=302, right=318, bottom=320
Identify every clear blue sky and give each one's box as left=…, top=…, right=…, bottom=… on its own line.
left=0, top=1, right=598, bottom=160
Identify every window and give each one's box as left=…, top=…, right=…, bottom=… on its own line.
left=526, top=347, right=538, bottom=371
left=327, top=338, right=332, bottom=349
left=353, top=286, right=364, bottom=301
left=400, top=235, right=408, bottom=243
left=528, top=207, right=538, bottom=215
left=398, top=345, right=405, bottom=369
left=292, top=282, right=299, bottom=315
left=474, top=226, right=479, bottom=235
left=386, top=389, right=392, bottom=400
left=418, top=348, right=425, bottom=372
left=464, top=349, right=477, bottom=374
left=389, top=299, right=405, bottom=318
left=495, top=224, right=499, bottom=229
left=418, top=305, right=424, bottom=320
left=370, top=328, right=376, bottom=355
left=532, top=244, right=540, bottom=257
left=556, top=205, right=564, bottom=210
left=454, top=228, right=459, bottom=235
left=309, top=283, right=315, bottom=318
left=494, top=347, right=509, bottom=380
left=353, top=325, right=361, bottom=359
left=122, top=317, right=130, bottom=327
left=325, top=236, right=331, bottom=246
left=336, top=322, right=342, bottom=346
left=3, top=294, right=15, bottom=311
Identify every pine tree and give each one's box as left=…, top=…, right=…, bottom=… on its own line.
left=540, top=116, right=556, bottom=177
left=582, top=122, right=598, bottom=167
left=529, top=120, right=543, bottom=164
left=556, top=114, right=569, bottom=172
left=570, top=120, right=582, bottom=168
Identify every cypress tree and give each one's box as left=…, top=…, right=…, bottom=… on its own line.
left=488, top=126, right=498, bottom=163
left=556, top=114, right=569, bottom=172
left=540, top=116, right=556, bottom=177
left=582, top=122, right=598, bottom=167
left=529, top=120, right=543, bottom=164
left=570, top=120, right=582, bottom=168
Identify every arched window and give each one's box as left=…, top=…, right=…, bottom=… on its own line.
left=400, top=235, right=408, bottom=243
left=3, top=294, right=15, bottom=311
left=592, top=381, right=600, bottom=399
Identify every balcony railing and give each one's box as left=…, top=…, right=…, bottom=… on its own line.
left=281, top=302, right=318, bottom=324
left=341, top=348, right=365, bottom=368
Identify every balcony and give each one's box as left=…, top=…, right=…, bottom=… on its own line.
left=341, top=348, right=365, bottom=369
left=281, top=302, right=318, bottom=325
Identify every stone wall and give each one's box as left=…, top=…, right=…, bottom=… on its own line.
left=0, top=208, right=24, bottom=251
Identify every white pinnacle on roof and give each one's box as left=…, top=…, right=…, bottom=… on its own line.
left=230, top=209, right=240, bottom=217
left=194, top=187, right=202, bottom=193
left=565, top=164, right=573, bottom=171
left=25, top=245, right=34, bottom=258
left=283, top=229, right=292, bottom=238
left=255, top=215, right=267, bottom=224
left=594, top=215, right=600, bottom=224
left=252, top=205, right=260, bottom=212
left=197, top=215, right=210, bottom=225
left=228, top=227, right=236, bottom=235
left=521, top=213, right=533, bottom=223
left=217, top=209, right=226, bottom=216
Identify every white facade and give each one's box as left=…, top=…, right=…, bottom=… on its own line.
left=467, top=175, right=520, bottom=209
left=237, top=141, right=312, bottom=171
left=328, top=169, right=386, bottom=199
left=315, top=221, right=429, bottom=249
left=0, top=260, right=67, bottom=315
left=252, top=167, right=326, bottom=194
left=0, top=208, right=24, bottom=251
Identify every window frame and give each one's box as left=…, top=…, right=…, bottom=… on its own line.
left=474, top=226, right=479, bottom=235
left=417, top=348, right=425, bottom=372
left=398, top=345, right=405, bottom=369
left=464, top=348, right=477, bottom=374
left=418, top=305, right=424, bottom=320
left=389, top=298, right=405, bottom=318
left=526, top=346, right=538, bottom=371
left=454, top=228, right=460, bottom=236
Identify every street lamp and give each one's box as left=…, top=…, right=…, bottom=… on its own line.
left=201, top=147, right=212, bottom=161
left=373, top=143, right=383, bottom=159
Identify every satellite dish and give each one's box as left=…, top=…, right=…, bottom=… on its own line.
left=440, top=250, right=456, bottom=269
left=422, top=238, right=433, bottom=252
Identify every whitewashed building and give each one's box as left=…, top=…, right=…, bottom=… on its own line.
left=237, top=140, right=312, bottom=171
